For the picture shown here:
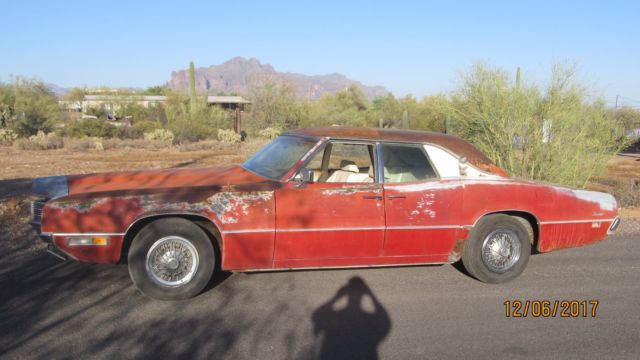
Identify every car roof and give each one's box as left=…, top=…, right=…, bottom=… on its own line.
left=284, top=126, right=503, bottom=175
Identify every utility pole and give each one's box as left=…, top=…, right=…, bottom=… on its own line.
left=615, top=95, right=620, bottom=109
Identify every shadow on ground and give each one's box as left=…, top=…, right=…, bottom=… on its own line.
left=0, top=229, right=394, bottom=359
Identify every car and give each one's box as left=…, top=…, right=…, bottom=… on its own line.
left=30, top=127, right=620, bottom=300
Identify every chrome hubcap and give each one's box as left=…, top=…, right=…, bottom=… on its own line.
left=146, top=236, right=199, bottom=287
left=481, top=229, right=521, bottom=273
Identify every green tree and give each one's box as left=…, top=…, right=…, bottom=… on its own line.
left=246, top=78, right=302, bottom=131
left=303, top=86, right=370, bottom=127
left=441, top=62, right=625, bottom=187
left=0, top=77, right=60, bottom=136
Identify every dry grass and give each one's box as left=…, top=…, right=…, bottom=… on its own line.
left=588, top=155, right=640, bottom=209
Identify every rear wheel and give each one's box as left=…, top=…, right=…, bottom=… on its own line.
left=462, top=214, right=530, bottom=283
left=128, top=218, right=215, bottom=300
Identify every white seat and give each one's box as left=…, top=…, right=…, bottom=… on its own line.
left=327, top=161, right=371, bottom=183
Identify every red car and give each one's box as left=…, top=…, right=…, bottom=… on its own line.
left=30, top=127, right=620, bottom=300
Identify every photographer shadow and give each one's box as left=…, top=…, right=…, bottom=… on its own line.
left=311, top=276, right=391, bottom=360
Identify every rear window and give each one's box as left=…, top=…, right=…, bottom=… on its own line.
left=381, top=144, right=437, bottom=183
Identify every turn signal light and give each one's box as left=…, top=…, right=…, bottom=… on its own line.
left=66, top=236, right=109, bottom=246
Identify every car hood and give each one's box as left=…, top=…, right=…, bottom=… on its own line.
left=33, top=165, right=271, bottom=198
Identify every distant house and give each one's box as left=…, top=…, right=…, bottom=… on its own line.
left=59, top=94, right=251, bottom=132
left=627, top=128, right=640, bottom=139
left=80, top=95, right=250, bottom=112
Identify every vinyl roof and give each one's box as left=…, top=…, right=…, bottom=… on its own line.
left=285, top=126, right=502, bottom=174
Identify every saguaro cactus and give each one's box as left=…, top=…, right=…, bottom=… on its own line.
left=189, top=61, right=197, bottom=119
left=401, top=110, right=409, bottom=129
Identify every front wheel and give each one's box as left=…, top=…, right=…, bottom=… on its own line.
left=128, top=218, right=215, bottom=300
left=462, top=214, right=531, bottom=283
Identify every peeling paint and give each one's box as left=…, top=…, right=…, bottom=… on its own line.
left=448, top=238, right=466, bottom=262
left=48, top=198, right=110, bottom=213
left=206, top=191, right=273, bottom=224
left=133, top=191, right=274, bottom=224
left=569, top=189, right=617, bottom=211
left=414, top=193, right=437, bottom=219
left=321, top=187, right=382, bottom=196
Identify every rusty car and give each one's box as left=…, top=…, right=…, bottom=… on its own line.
left=30, top=127, right=621, bottom=300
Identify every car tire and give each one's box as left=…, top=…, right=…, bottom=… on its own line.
left=462, top=214, right=530, bottom=283
left=128, top=218, right=215, bottom=300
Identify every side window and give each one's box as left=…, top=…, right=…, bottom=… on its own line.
left=306, top=142, right=375, bottom=183
left=381, top=144, right=437, bottom=183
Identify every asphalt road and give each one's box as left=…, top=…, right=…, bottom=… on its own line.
left=1, top=229, right=639, bottom=359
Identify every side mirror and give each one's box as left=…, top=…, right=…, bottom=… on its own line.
left=459, top=156, right=468, bottom=176
left=298, top=167, right=313, bottom=182
left=294, top=167, right=313, bottom=187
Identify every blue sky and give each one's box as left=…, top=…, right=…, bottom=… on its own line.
left=1, top=1, right=638, bottom=106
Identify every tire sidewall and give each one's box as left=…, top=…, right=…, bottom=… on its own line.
left=463, top=214, right=531, bottom=283
left=128, top=218, right=215, bottom=300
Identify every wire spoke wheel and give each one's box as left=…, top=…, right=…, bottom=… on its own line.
left=145, top=236, right=199, bottom=287
left=481, top=229, right=521, bottom=273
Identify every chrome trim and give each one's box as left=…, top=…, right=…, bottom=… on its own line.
left=607, top=217, right=621, bottom=234
left=222, top=225, right=469, bottom=235
left=376, top=142, right=384, bottom=183
left=539, top=218, right=617, bottom=225
left=236, top=261, right=450, bottom=272
left=124, top=212, right=223, bottom=239
left=276, top=226, right=386, bottom=233
left=53, top=232, right=126, bottom=237
left=47, top=246, right=68, bottom=261
left=387, top=225, right=464, bottom=230
left=471, top=210, right=541, bottom=228
left=223, top=229, right=274, bottom=234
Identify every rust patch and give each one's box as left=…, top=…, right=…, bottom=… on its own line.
left=448, top=238, right=466, bottom=262
left=206, top=191, right=273, bottom=224
left=321, top=186, right=382, bottom=196
left=47, top=198, right=110, bottom=213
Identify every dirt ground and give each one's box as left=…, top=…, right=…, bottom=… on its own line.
left=0, top=145, right=249, bottom=181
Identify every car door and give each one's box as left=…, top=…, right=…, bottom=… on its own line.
left=274, top=141, right=385, bottom=268
left=380, top=143, right=463, bottom=260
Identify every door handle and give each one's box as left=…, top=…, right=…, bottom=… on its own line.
left=387, top=195, right=406, bottom=200
left=362, top=195, right=383, bottom=200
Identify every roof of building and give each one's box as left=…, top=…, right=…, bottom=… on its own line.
left=82, top=95, right=251, bottom=104
left=206, top=96, right=251, bottom=104
left=285, top=126, right=503, bottom=174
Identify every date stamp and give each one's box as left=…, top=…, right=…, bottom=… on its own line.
left=504, top=300, right=599, bottom=318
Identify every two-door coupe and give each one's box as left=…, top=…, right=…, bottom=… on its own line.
left=30, top=127, right=620, bottom=299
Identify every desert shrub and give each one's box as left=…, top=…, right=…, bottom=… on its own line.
left=441, top=63, right=626, bottom=188
left=258, top=127, right=281, bottom=140
left=101, top=138, right=169, bottom=150
left=66, top=120, right=117, bottom=138
left=0, top=77, right=60, bottom=136
left=64, top=137, right=103, bottom=151
left=144, top=128, right=175, bottom=143
left=245, top=79, right=302, bottom=132
left=164, top=90, right=231, bottom=142
left=177, top=139, right=225, bottom=152
left=133, top=120, right=163, bottom=135
left=0, top=128, right=18, bottom=146
left=85, top=106, right=107, bottom=119
left=217, top=129, right=241, bottom=143
left=13, top=131, right=63, bottom=150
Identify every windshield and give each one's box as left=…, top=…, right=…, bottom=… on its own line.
left=242, top=135, right=318, bottom=180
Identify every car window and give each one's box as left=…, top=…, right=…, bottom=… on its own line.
left=381, top=144, right=437, bottom=183
left=307, top=142, right=375, bottom=183
left=242, top=135, right=317, bottom=180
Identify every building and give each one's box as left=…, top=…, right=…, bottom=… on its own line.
left=59, top=94, right=251, bottom=132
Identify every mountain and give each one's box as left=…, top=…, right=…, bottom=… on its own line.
left=167, top=57, right=389, bottom=100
